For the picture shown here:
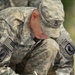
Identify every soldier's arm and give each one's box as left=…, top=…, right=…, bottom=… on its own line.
left=55, top=25, right=74, bottom=75
left=0, top=33, right=20, bottom=75
left=56, top=25, right=75, bottom=56
left=0, top=9, right=22, bottom=75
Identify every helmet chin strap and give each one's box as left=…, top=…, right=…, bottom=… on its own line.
left=30, top=9, right=48, bottom=39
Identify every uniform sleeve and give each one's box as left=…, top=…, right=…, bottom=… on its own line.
left=24, top=38, right=59, bottom=75
left=56, top=25, right=75, bottom=56
left=55, top=25, right=74, bottom=75
left=0, top=8, right=24, bottom=75
left=0, top=21, right=20, bottom=75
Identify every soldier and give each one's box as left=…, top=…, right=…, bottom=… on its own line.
left=28, top=0, right=75, bottom=75
left=0, top=0, right=74, bottom=75
left=0, top=1, right=64, bottom=74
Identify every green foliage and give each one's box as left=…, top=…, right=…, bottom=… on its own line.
left=61, top=0, right=74, bottom=11
left=61, top=0, right=75, bottom=42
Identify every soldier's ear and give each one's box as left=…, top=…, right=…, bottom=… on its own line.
left=30, top=9, right=48, bottom=39
left=31, top=9, right=39, bottom=19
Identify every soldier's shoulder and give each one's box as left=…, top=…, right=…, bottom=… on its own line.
left=0, top=7, right=22, bottom=17
left=0, top=7, right=36, bottom=18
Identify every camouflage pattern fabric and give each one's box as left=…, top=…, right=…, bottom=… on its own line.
left=29, top=0, right=74, bottom=75
left=8, top=0, right=28, bottom=7
left=0, top=7, right=59, bottom=75
left=29, top=1, right=74, bottom=75
left=55, top=25, right=74, bottom=75
left=0, top=0, right=10, bottom=10
left=0, top=0, right=74, bottom=75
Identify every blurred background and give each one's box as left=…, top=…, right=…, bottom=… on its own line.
left=61, top=0, right=75, bottom=74
left=61, top=0, right=75, bottom=42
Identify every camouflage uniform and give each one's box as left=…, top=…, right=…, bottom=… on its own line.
left=0, top=7, right=60, bottom=75
left=0, top=0, right=74, bottom=75
left=55, top=25, right=74, bottom=75
left=28, top=0, right=74, bottom=75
